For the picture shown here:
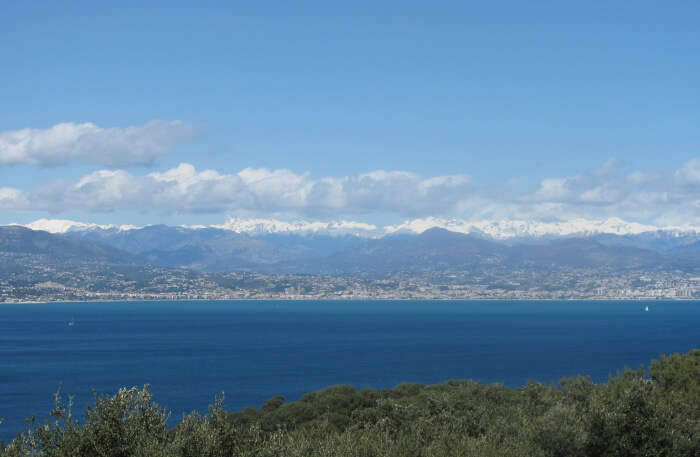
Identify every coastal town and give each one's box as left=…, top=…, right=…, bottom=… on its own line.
left=2, top=266, right=698, bottom=303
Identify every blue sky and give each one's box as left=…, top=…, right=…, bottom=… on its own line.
left=1, top=1, right=699, bottom=227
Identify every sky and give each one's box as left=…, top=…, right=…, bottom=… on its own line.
left=1, top=1, right=699, bottom=228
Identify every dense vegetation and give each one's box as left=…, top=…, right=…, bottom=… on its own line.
left=2, top=350, right=698, bottom=457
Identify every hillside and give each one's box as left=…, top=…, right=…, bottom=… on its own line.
left=0, top=226, right=222, bottom=301
left=0, top=225, right=142, bottom=266
left=293, top=228, right=676, bottom=274
left=65, top=225, right=364, bottom=272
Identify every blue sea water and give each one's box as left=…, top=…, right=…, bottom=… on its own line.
left=0, top=299, right=698, bottom=442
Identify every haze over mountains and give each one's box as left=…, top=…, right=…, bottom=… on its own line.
left=4, top=217, right=699, bottom=275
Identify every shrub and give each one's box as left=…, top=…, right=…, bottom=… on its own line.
left=2, top=350, right=697, bottom=457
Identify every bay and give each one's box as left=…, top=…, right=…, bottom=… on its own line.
left=1, top=299, right=698, bottom=442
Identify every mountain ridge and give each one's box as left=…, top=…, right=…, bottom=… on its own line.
left=3, top=222, right=698, bottom=276
left=18, top=217, right=700, bottom=240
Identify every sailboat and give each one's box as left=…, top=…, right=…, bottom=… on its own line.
left=644, top=305, right=650, bottom=312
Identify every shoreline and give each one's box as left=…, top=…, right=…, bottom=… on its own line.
left=4, top=297, right=699, bottom=305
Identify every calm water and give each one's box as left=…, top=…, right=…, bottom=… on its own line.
left=1, top=300, right=698, bottom=441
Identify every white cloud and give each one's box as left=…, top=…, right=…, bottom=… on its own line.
left=676, top=158, right=700, bottom=185
left=519, top=157, right=700, bottom=224
left=579, top=185, right=620, bottom=203
left=2, top=157, right=699, bottom=226
left=11, top=163, right=472, bottom=217
left=0, top=186, right=27, bottom=209
left=0, top=120, right=197, bottom=167
left=527, top=178, right=573, bottom=201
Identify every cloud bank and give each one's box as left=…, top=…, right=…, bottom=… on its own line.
left=519, top=158, right=700, bottom=226
left=2, top=158, right=699, bottom=226
left=0, top=120, right=196, bottom=167
left=8, top=164, right=472, bottom=217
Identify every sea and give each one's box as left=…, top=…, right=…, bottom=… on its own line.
left=1, top=299, right=698, bottom=442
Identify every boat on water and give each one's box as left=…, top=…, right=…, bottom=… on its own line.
left=68, top=317, right=75, bottom=326
left=644, top=305, right=650, bottom=312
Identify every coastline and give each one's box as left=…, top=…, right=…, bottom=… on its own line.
left=4, top=296, right=700, bottom=305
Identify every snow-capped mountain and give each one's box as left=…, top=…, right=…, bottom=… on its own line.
left=21, top=218, right=140, bottom=234
left=13, top=216, right=700, bottom=239
left=211, top=217, right=381, bottom=237
left=383, top=217, right=700, bottom=239
left=4, top=217, right=699, bottom=275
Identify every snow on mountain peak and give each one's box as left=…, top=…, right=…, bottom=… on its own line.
left=22, top=218, right=139, bottom=234
left=213, top=217, right=381, bottom=237
left=212, top=216, right=699, bottom=238
left=384, top=217, right=698, bottom=239
left=16, top=216, right=700, bottom=239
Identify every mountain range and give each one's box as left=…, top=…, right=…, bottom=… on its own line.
left=23, top=216, right=700, bottom=240
left=3, top=217, right=699, bottom=275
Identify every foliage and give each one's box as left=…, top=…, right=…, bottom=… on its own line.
left=2, top=350, right=698, bottom=457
